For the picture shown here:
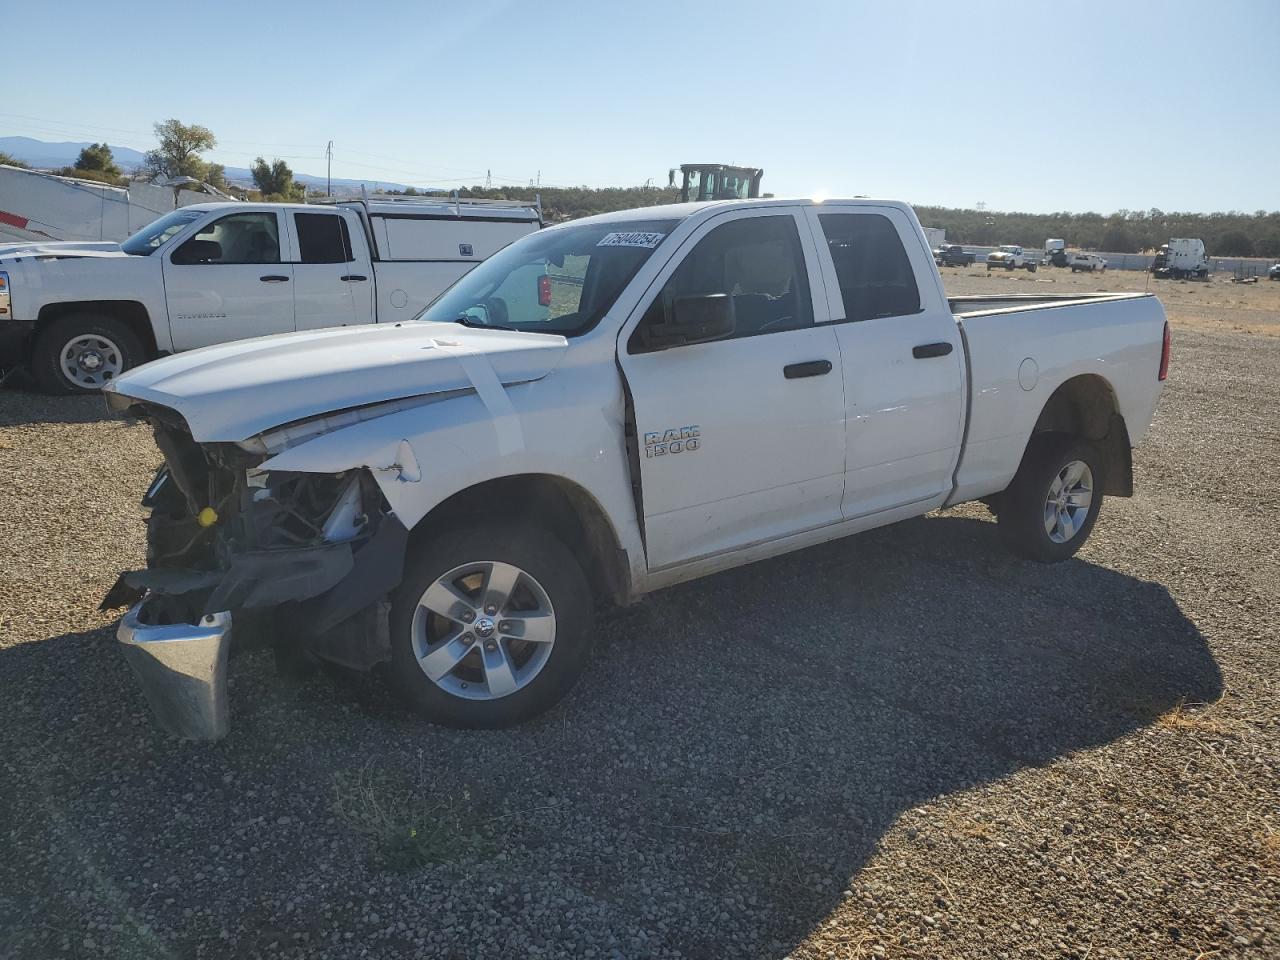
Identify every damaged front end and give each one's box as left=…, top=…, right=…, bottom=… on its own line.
left=104, top=404, right=407, bottom=740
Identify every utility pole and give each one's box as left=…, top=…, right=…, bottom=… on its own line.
left=326, top=140, right=334, bottom=197
left=485, top=169, right=491, bottom=189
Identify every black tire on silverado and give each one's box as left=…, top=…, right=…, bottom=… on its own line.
left=998, top=434, right=1104, bottom=563
left=31, top=313, right=144, bottom=395
left=390, top=523, right=594, bottom=728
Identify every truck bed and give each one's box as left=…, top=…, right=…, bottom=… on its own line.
left=949, top=291, right=1151, bottom=316
left=947, top=291, right=1167, bottom=506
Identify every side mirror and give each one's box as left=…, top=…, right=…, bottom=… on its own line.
left=642, top=293, right=736, bottom=350
left=172, top=239, right=222, bottom=265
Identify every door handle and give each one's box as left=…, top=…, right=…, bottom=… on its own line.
left=912, top=341, right=953, bottom=359
left=259, top=275, right=290, bottom=283
left=783, top=359, right=833, bottom=379
left=340, top=274, right=368, bottom=282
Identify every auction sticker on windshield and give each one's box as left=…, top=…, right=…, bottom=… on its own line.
left=597, top=232, right=666, bottom=248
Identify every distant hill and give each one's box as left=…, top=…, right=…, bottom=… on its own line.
left=0, top=135, right=413, bottom=194
left=0, top=136, right=148, bottom=170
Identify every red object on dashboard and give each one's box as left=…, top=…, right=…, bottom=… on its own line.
left=538, top=274, right=552, bottom=307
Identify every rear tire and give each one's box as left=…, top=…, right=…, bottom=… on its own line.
left=390, top=524, right=594, bottom=728
left=998, top=435, right=1103, bottom=563
left=31, top=313, right=144, bottom=394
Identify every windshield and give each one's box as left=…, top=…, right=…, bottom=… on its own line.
left=419, top=217, right=680, bottom=336
left=120, top=209, right=205, bottom=256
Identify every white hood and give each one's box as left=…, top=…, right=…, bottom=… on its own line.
left=0, top=241, right=126, bottom=260
left=106, top=322, right=568, bottom=442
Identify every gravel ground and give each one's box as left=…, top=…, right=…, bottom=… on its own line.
left=1, top=277, right=1277, bottom=959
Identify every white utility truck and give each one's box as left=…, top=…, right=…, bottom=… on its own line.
left=0, top=196, right=540, bottom=392
left=985, top=244, right=1037, bottom=272
left=101, top=197, right=1171, bottom=739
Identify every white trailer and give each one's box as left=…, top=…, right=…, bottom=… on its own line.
left=0, top=164, right=219, bottom=244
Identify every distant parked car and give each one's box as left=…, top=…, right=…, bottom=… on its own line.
left=1071, top=253, right=1108, bottom=273
left=934, top=244, right=976, bottom=267
left=986, top=245, right=1037, bottom=272
left=1269, top=263, right=1280, bottom=281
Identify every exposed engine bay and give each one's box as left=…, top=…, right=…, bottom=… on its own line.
left=102, top=402, right=408, bottom=670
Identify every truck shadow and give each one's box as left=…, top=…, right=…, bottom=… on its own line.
left=0, top=374, right=121, bottom=426
left=0, top=512, right=1221, bottom=959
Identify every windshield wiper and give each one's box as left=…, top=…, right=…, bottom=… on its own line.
left=452, top=315, right=518, bottom=332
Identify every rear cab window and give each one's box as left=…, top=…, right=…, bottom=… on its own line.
left=294, top=213, right=354, bottom=264
left=816, top=213, right=922, bottom=323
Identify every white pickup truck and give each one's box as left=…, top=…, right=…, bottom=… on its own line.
left=986, top=245, right=1037, bottom=272
left=0, top=196, right=540, bottom=393
left=101, top=197, right=1171, bottom=738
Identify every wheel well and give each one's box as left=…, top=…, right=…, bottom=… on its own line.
left=36, top=301, right=158, bottom=359
left=407, top=475, right=633, bottom=607
left=1028, top=375, right=1133, bottom=496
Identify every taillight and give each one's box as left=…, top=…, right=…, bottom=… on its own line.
left=537, top=274, right=552, bottom=307
left=1158, top=321, right=1171, bottom=381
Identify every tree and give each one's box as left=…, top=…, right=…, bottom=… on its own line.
left=74, top=143, right=121, bottom=179
left=251, top=157, right=304, bottom=201
left=144, top=118, right=216, bottom=181
left=1216, top=230, right=1254, bottom=257
left=205, top=163, right=227, bottom=190
left=1100, top=225, right=1137, bottom=253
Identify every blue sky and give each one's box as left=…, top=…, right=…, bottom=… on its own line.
left=5, top=0, right=1277, bottom=213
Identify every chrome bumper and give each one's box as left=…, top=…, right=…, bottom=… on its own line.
left=117, top=604, right=232, bottom=741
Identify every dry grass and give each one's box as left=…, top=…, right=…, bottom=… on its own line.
left=941, top=264, right=1280, bottom=337
left=330, top=761, right=489, bottom=871
left=1154, top=696, right=1235, bottom=736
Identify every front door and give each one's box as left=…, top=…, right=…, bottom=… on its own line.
left=803, top=206, right=966, bottom=519
left=618, top=208, right=846, bottom=570
left=287, top=211, right=373, bottom=331
left=164, top=210, right=294, bottom=351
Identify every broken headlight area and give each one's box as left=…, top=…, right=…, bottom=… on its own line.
left=103, top=405, right=407, bottom=672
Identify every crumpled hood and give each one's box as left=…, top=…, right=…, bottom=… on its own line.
left=105, top=322, right=568, bottom=442
left=0, top=240, right=126, bottom=261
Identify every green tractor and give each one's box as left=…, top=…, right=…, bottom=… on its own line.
left=670, top=163, right=764, bottom=202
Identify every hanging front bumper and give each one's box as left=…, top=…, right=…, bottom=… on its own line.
left=117, top=603, right=232, bottom=741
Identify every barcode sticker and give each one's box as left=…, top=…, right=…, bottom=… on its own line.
left=597, top=231, right=666, bottom=249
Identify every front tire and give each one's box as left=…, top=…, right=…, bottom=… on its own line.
left=31, top=313, right=144, bottom=394
left=390, top=524, right=594, bottom=728
left=998, top=435, right=1103, bottom=562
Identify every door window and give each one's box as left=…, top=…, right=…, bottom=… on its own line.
left=630, top=214, right=812, bottom=352
left=817, top=213, right=921, bottom=323
left=172, top=212, right=281, bottom=265
left=294, top=213, right=354, bottom=264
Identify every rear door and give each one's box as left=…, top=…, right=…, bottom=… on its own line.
left=164, top=210, right=294, bottom=351
left=618, top=207, right=846, bottom=569
left=803, top=205, right=966, bottom=520
left=287, top=210, right=374, bottom=331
